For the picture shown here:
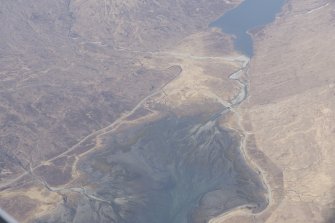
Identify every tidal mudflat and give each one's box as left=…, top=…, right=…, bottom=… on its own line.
left=80, top=114, right=267, bottom=223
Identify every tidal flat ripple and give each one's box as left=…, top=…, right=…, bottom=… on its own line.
left=79, top=114, right=267, bottom=223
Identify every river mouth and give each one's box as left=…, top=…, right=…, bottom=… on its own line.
left=81, top=114, right=267, bottom=223
left=211, top=0, right=285, bottom=56
left=78, top=2, right=288, bottom=222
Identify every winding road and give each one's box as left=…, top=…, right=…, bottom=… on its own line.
left=0, top=51, right=273, bottom=223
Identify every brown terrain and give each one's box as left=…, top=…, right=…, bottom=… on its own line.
left=211, top=0, right=335, bottom=223
left=0, top=0, right=334, bottom=222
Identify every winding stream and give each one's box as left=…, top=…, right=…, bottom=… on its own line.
left=74, top=54, right=268, bottom=223
left=33, top=2, right=286, bottom=223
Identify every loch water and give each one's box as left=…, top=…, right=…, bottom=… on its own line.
left=211, top=0, right=285, bottom=56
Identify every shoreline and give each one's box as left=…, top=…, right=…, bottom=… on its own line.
left=207, top=1, right=291, bottom=221
left=209, top=54, right=275, bottom=223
